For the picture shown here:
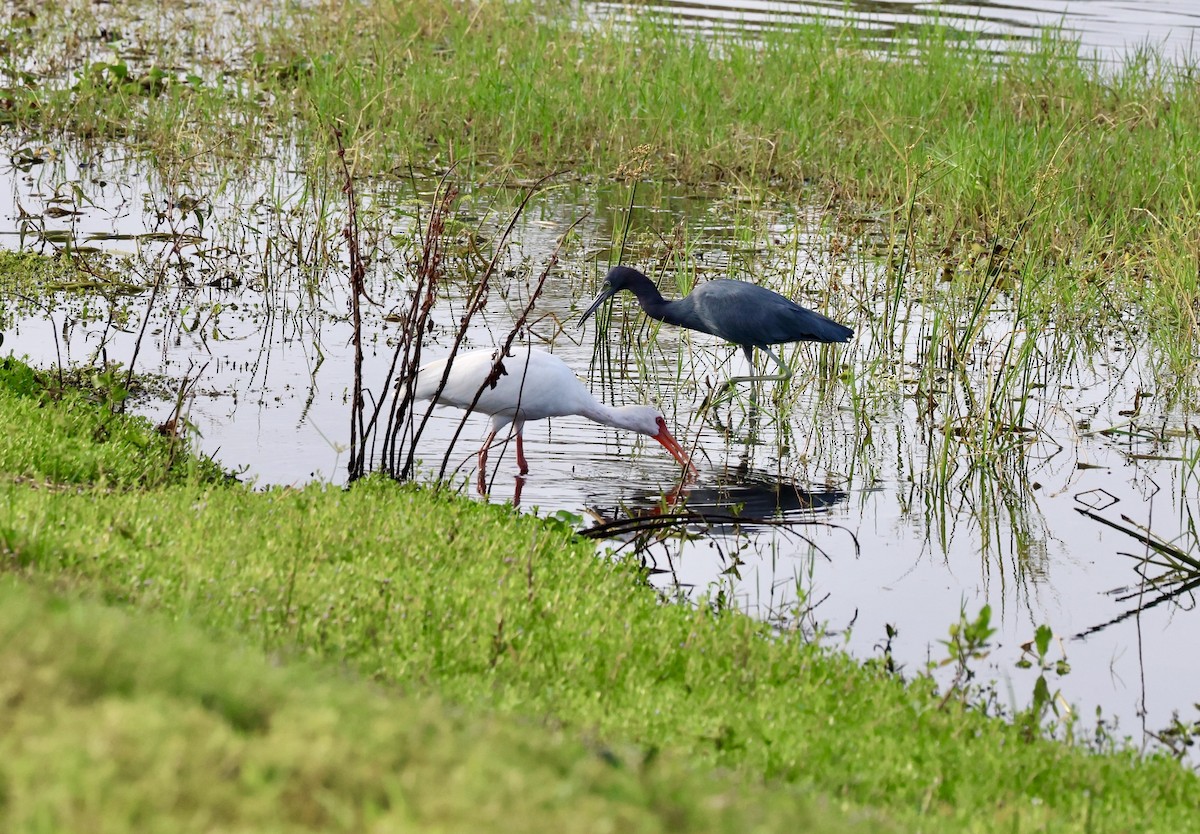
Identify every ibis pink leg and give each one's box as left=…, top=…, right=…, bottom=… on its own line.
left=516, top=433, right=529, bottom=475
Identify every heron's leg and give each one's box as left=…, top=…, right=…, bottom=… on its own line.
left=727, top=346, right=792, bottom=387
left=759, top=346, right=793, bottom=380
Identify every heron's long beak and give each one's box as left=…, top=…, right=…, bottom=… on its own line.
left=577, top=285, right=616, bottom=327
left=653, top=424, right=699, bottom=478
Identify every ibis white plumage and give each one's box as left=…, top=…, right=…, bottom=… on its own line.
left=415, top=347, right=695, bottom=490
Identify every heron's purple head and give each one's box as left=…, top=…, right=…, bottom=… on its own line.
left=603, top=266, right=645, bottom=292
left=578, top=266, right=651, bottom=326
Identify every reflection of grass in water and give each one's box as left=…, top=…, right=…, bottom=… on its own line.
left=1074, top=488, right=1200, bottom=645
left=584, top=184, right=1200, bottom=580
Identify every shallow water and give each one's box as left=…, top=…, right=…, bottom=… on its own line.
left=604, top=0, right=1200, bottom=63
left=4, top=136, right=1198, bottom=753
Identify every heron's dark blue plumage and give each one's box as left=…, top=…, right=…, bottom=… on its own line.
left=579, top=266, right=852, bottom=374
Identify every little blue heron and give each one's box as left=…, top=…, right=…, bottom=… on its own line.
left=578, top=266, right=853, bottom=384
left=416, top=346, right=695, bottom=491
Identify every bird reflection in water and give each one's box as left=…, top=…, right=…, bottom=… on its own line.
left=581, top=466, right=855, bottom=594
left=583, top=465, right=849, bottom=539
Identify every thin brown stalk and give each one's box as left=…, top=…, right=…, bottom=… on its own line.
left=438, top=209, right=587, bottom=488
left=398, top=172, right=564, bottom=482
left=333, top=126, right=371, bottom=481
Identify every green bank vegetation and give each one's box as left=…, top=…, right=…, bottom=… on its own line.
left=4, top=358, right=1200, bottom=831
left=4, top=2, right=1200, bottom=829
left=0, top=579, right=872, bottom=834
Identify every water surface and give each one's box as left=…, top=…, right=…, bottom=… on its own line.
left=605, top=0, right=1200, bottom=63
left=4, top=137, right=1197, bottom=754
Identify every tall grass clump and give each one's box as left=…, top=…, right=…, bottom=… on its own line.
left=251, top=1, right=1199, bottom=354
left=9, top=2, right=1200, bottom=273
left=6, top=1, right=1200, bottom=357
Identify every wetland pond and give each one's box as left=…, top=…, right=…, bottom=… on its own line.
left=627, top=0, right=1200, bottom=65
left=4, top=138, right=1198, bottom=755
left=4, top=0, right=1200, bottom=757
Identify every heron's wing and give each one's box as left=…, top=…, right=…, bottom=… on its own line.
left=688, top=280, right=852, bottom=346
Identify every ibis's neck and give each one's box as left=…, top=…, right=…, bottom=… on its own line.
left=579, top=400, right=646, bottom=434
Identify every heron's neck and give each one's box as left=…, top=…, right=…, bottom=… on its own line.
left=627, top=279, right=671, bottom=322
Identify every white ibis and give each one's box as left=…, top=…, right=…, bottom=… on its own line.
left=415, top=346, right=695, bottom=491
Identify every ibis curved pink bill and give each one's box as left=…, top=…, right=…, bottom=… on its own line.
left=415, top=347, right=696, bottom=492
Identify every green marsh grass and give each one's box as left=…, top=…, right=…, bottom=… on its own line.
left=0, top=357, right=225, bottom=486
left=9, top=2, right=1200, bottom=344
left=0, top=578, right=882, bottom=834
left=6, top=356, right=1200, bottom=832
left=10, top=0, right=1200, bottom=426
